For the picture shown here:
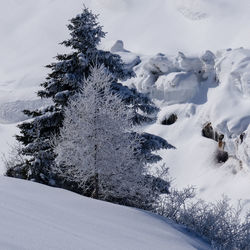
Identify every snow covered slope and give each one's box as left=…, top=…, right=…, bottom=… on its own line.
left=120, top=46, right=250, bottom=214
left=1, top=0, right=250, bottom=99
left=0, top=177, right=210, bottom=250
left=1, top=0, right=250, bottom=105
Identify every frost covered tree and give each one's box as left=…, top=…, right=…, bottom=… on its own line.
left=6, top=7, right=171, bottom=186
left=53, top=65, right=165, bottom=207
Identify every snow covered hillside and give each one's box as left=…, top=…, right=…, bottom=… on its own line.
left=0, top=0, right=250, bottom=215
left=116, top=44, right=250, bottom=213
left=0, top=177, right=210, bottom=250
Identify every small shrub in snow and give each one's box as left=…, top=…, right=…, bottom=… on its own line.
left=157, top=188, right=250, bottom=249
left=4, top=143, right=29, bottom=179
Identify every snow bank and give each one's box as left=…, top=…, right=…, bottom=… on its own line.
left=1, top=0, right=250, bottom=106
left=0, top=177, right=210, bottom=250
left=0, top=99, right=51, bottom=123
left=155, top=72, right=200, bottom=104
left=120, top=46, right=250, bottom=214
left=202, top=48, right=250, bottom=167
left=128, top=50, right=215, bottom=105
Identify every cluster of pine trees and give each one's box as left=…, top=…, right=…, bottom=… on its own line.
left=6, top=7, right=173, bottom=209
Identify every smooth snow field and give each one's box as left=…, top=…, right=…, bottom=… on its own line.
left=0, top=177, right=211, bottom=250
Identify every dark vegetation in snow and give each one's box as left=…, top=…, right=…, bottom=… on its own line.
left=6, top=7, right=172, bottom=208
left=157, top=188, right=250, bottom=249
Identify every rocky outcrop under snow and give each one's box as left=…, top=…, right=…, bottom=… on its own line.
left=115, top=42, right=250, bottom=212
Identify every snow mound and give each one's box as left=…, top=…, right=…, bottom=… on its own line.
left=129, top=51, right=216, bottom=105
left=155, top=72, right=200, bottom=104
left=0, top=177, right=211, bottom=250
left=0, top=99, right=51, bottom=123
left=111, top=40, right=129, bottom=53
left=111, top=40, right=141, bottom=73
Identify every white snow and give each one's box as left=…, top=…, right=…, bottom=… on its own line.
left=2, top=0, right=250, bottom=100
left=125, top=47, right=250, bottom=215
left=0, top=176, right=211, bottom=250
left=155, top=72, right=200, bottom=104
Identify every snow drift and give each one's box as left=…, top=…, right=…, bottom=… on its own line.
left=0, top=176, right=210, bottom=250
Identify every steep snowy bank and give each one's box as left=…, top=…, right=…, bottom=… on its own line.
left=2, top=0, right=250, bottom=102
left=0, top=177, right=210, bottom=250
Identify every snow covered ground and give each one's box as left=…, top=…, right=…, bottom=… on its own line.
left=0, top=176, right=211, bottom=250
left=2, top=0, right=250, bottom=96
left=121, top=46, right=250, bottom=214
left=0, top=0, right=250, bottom=221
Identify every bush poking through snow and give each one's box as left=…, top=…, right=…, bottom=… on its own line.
left=156, top=188, right=250, bottom=249
left=4, top=143, right=29, bottom=179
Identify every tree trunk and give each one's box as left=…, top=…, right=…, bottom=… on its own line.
left=93, top=172, right=99, bottom=199
left=92, top=96, right=99, bottom=199
left=92, top=143, right=99, bottom=199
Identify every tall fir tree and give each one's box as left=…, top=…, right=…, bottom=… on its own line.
left=53, top=65, right=170, bottom=208
left=6, top=7, right=172, bottom=187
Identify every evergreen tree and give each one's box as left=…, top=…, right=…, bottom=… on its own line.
left=6, top=7, right=172, bottom=186
left=53, top=65, right=169, bottom=208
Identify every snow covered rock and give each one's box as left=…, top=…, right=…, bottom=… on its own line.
left=175, top=52, right=203, bottom=74
left=155, top=72, right=200, bottom=104
left=131, top=48, right=250, bottom=214
left=132, top=54, right=177, bottom=93
left=201, top=50, right=216, bottom=80
left=199, top=48, right=250, bottom=170
left=111, top=40, right=141, bottom=73
left=129, top=51, right=213, bottom=102
left=144, top=53, right=175, bottom=75
left=110, top=40, right=129, bottom=53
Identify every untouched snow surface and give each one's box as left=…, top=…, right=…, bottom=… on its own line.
left=0, top=177, right=211, bottom=250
